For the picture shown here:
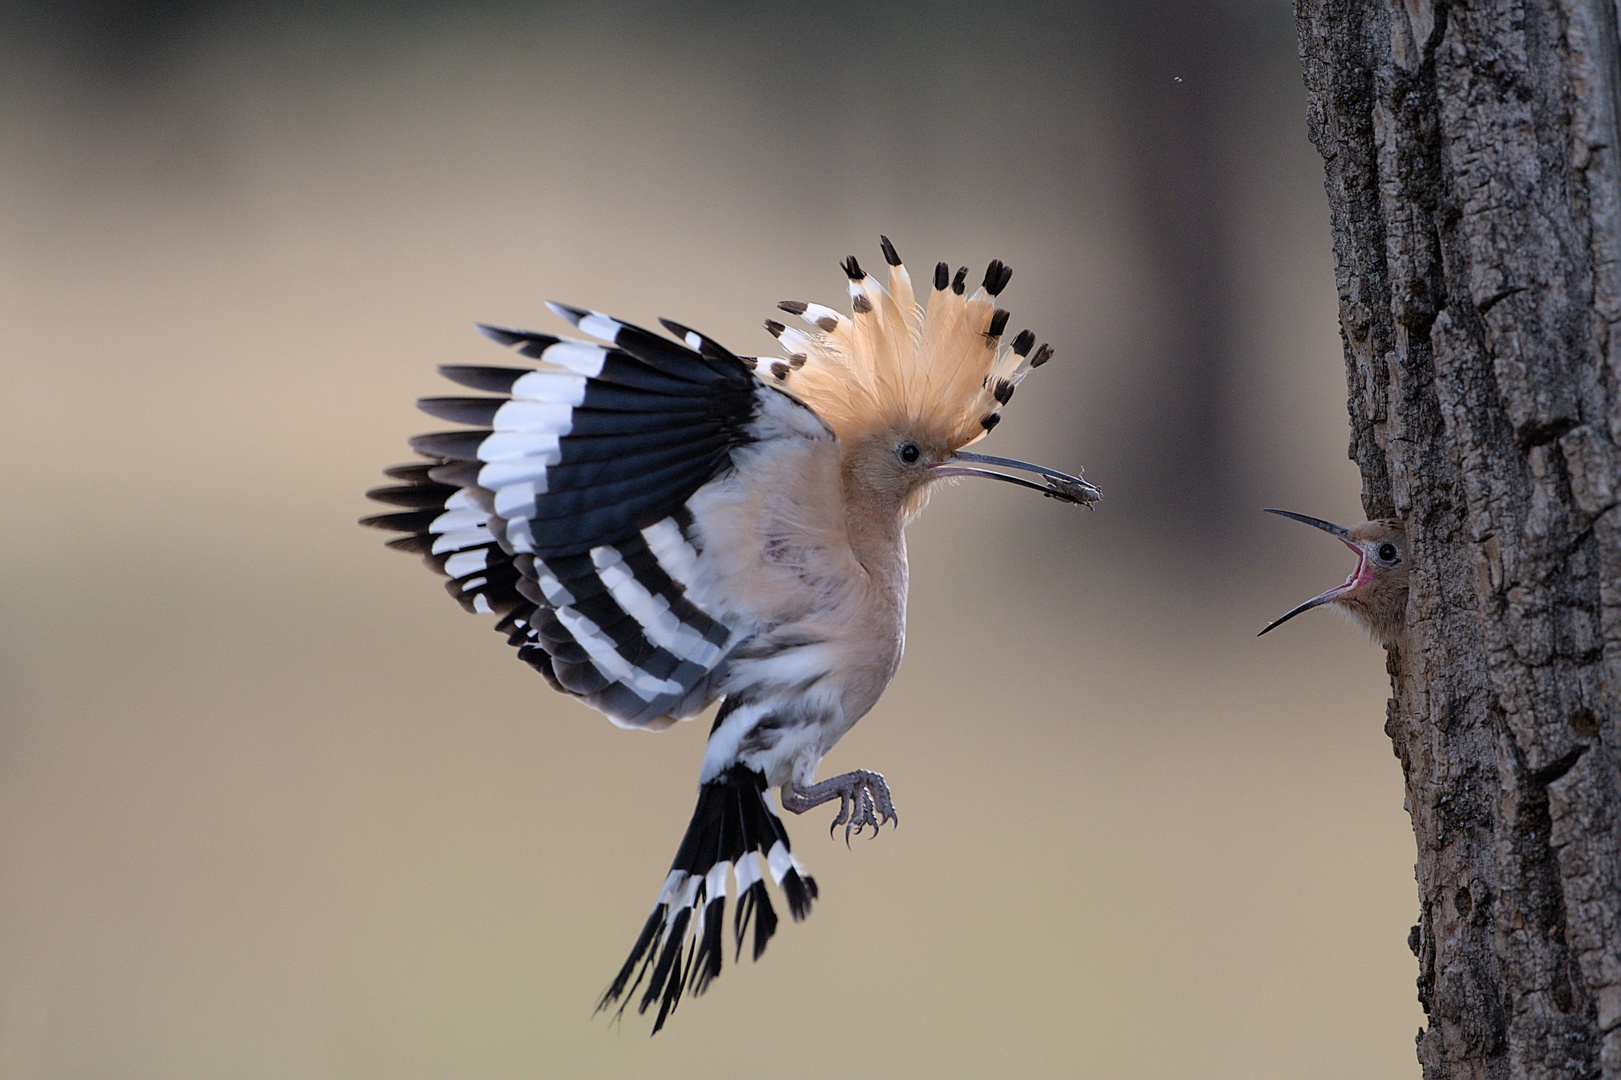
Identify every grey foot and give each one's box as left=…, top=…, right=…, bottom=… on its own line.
left=781, top=770, right=899, bottom=844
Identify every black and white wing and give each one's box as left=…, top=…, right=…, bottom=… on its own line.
left=362, top=304, right=835, bottom=730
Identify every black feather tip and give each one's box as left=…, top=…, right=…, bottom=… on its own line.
left=841, top=255, right=865, bottom=280
left=933, top=262, right=950, bottom=291
left=983, top=259, right=1013, bottom=296
left=879, top=235, right=902, bottom=267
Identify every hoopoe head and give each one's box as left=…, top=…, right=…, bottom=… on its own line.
left=1258, top=510, right=1410, bottom=646
left=758, top=236, right=1098, bottom=519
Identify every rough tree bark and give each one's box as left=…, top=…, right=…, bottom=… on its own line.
left=1294, top=0, right=1621, bottom=1075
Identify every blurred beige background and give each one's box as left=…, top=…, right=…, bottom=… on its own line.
left=2, top=3, right=1422, bottom=1077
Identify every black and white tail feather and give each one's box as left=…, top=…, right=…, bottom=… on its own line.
left=601, top=760, right=816, bottom=1033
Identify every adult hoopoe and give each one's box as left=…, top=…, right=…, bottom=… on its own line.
left=1257, top=509, right=1409, bottom=646
left=362, top=236, right=1098, bottom=1032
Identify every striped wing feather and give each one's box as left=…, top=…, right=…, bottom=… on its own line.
left=363, top=304, right=838, bottom=731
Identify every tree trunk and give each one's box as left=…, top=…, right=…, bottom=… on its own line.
left=1294, top=0, right=1621, bottom=1075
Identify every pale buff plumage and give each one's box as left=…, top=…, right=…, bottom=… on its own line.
left=691, top=243, right=1087, bottom=794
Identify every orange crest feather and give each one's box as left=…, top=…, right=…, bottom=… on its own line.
left=758, top=239, right=1052, bottom=448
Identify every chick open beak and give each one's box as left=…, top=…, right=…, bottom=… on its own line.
left=1257, top=508, right=1370, bottom=636
left=929, top=450, right=1101, bottom=507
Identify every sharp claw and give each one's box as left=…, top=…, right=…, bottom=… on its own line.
left=801, top=770, right=899, bottom=842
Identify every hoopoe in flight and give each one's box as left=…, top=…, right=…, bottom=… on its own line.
left=362, top=237, right=1098, bottom=1032
left=1257, top=509, right=1409, bottom=646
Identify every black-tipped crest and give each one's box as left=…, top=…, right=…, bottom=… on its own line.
left=756, top=237, right=1077, bottom=456
left=763, top=319, right=785, bottom=338
left=1030, top=343, right=1054, bottom=367
left=983, top=259, right=1013, bottom=296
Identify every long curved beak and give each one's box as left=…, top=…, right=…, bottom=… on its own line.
left=1258, top=586, right=1353, bottom=636
left=1257, top=508, right=1366, bottom=636
left=930, top=450, right=1101, bottom=508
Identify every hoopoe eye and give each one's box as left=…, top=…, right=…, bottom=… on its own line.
left=1377, top=542, right=1399, bottom=562
left=897, top=442, right=921, bottom=464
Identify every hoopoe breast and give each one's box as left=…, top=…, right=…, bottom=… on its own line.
left=703, top=541, right=908, bottom=788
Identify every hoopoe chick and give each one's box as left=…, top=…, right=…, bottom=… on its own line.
left=362, top=236, right=1097, bottom=1033
left=1258, top=509, right=1409, bottom=646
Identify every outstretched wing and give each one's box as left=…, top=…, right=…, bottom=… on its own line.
left=362, top=305, right=841, bottom=730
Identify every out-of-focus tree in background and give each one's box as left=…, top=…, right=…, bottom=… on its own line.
left=2, top=2, right=1427, bottom=1076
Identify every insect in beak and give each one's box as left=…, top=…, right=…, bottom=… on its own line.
left=929, top=450, right=1101, bottom=507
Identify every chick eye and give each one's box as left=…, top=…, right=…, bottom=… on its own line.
left=1377, top=542, right=1399, bottom=562
left=898, top=442, right=921, bottom=464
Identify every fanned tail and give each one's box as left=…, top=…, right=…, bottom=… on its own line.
left=598, top=763, right=818, bottom=1033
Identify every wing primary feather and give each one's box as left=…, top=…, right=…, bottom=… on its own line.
left=437, top=365, right=531, bottom=393
left=417, top=396, right=505, bottom=425
left=365, top=483, right=456, bottom=509
left=382, top=462, right=437, bottom=481
left=408, top=429, right=494, bottom=461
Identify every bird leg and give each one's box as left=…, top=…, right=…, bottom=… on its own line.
left=781, top=770, right=898, bottom=845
